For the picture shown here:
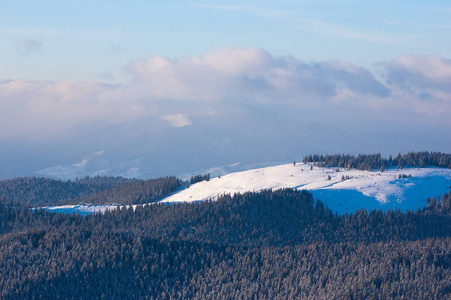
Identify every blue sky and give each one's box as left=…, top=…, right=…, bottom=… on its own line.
left=2, top=1, right=450, bottom=81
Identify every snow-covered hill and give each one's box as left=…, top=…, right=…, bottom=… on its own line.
left=40, top=163, right=451, bottom=215
left=161, top=163, right=451, bottom=213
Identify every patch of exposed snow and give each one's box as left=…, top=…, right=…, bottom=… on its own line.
left=37, top=203, right=123, bottom=216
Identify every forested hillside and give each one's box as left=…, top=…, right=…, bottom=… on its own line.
left=0, top=176, right=131, bottom=206
left=1, top=189, right=450, bottom=299
left=303, top=151, right=451, bottom=170
left=0, top=176, right=181, bottom=206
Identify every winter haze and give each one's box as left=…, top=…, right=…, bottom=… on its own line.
left=1, top=1, right=450, bottom=179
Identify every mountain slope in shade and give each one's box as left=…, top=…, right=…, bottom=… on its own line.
left=32, top=108, right=353, bottom=181
left=36, top=151, right=154, bottom=180
left=7, top=101, right=448, bottom=181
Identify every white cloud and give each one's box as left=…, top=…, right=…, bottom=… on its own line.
left=161, top=114, right=192, bottom=127
left=389, top=54, right=451, bottom=88
left=124, top=47, right=389, bottom=105
left=0, top=79, right=147, bottom=139
left=385, top=54, right=451, bottom=115
left=0, top=48, right=450, bottom=140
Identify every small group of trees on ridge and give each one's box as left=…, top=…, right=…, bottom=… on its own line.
left=189, top=173, right=210, bottom=185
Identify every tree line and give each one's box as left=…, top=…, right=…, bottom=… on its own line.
left=303, top=151, right=451, bottom=170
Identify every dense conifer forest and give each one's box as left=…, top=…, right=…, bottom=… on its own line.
left=0, top=176, right=181, bottom=206
left=0, top=176, right=131, bottom=206
left=68, top=176, right=181, bottom=205
left=303, top=151, right=451, bottom=170
left=1, top=151, right=450, bottom=298
left=1, top=188, right=450, bottom=299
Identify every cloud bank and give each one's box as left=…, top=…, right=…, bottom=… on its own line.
left=1, top=48, right=450, bottom=140
left=387, top=54, right=451, bottom=102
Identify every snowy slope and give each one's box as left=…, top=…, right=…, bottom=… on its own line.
left=160, top=163, right=451, bottom=213
left=39, top=163, right=451, bottom=215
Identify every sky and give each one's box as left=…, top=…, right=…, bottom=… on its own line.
left=2, top=1, right=451, bottom=81
left=0, top=1, right=450, bottom=178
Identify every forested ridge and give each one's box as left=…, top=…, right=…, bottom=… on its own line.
left=0, top=176, right=181, bottom=206
left=303, top=151, right=451, bottom=170
left=69, top=176, right=181, bottom=205
left=1, top=188, right=450, bottom=299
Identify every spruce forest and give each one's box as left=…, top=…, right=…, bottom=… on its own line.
left=0, top=152, right=450, bottom=299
